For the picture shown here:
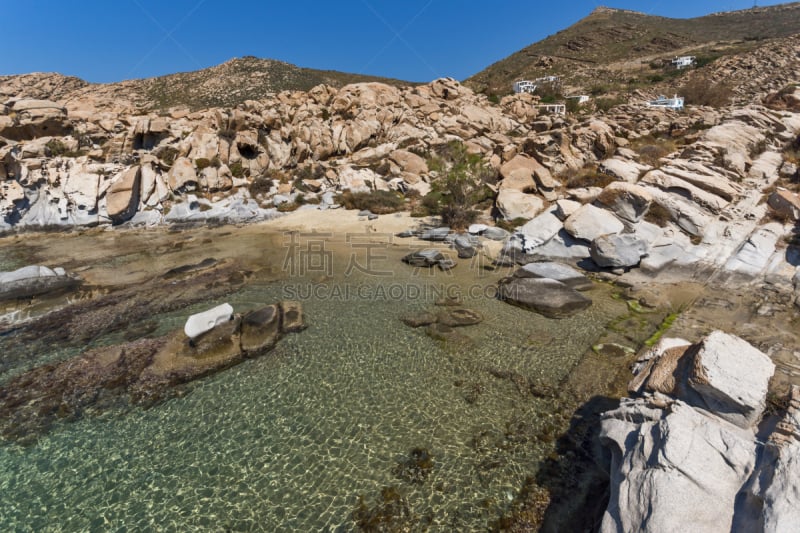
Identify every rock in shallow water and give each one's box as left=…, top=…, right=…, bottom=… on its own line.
left=497, top=277, right=592, bottom=318
left=512, top=261, right=593, bottom=291
left=0, top=265, right=80, bottom=301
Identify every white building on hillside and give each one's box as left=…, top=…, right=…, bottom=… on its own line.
left=646, top=94, right=684, bottom=110
left=671, top=56, right=696, bottom=69
left=513, top=80, right=538, bottom=94
left=566, top=95, right=590, bottom=104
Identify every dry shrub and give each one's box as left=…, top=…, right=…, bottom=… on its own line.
left=561, top=165, right=615, bottom=190
left=336, top=190, right=405, bottom=214
left=680, top=75, right=734, bottom=108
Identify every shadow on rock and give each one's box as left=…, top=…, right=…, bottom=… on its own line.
left=493, top=395, right=617, bottom=533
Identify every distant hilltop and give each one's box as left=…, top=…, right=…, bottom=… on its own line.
left=591, top=6, right=645, bottom=15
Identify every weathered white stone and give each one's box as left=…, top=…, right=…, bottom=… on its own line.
left=564, top=204, right=624, bottom=241
left=600, top=398, right=757, bottom=533
left=591, top=233, right=649, bottom=268
left=184, top=303, right=234, bottom=340
left=686, top=330, right=775, bottom=428
left=505, top=208, right=563, bottom=254
left=596, top=181, right=653, bottom=223
left=598, top=157, right=649, bottom=183
left=724, top=223, right=782, bottom=277
left=496, top=189, right=544, bottom=220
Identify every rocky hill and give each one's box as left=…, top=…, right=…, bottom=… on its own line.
left=0, top=56, right=412, bottom=114
left=466, top=2, right=800, bottom=97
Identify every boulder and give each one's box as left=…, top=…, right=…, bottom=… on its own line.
left=504, top=208, right=563, bottom=254
left=184, top=303, right=234, bottom=340
left=167, top=157, right=198, bottom=191
left=240, top=305, right=281, bottom=353
left=598, top=158, right=649, bottom=183
left=437, top=308, right=483, bottom=327
left=512, top=261, right=593, bottom=291
left=685, top=330, right=774, bottom=429
left=0, top=99, right=69, bottom=140
left=600, top=331, right=780, bottom=533
left=402, top=249, right=446, bottom=268
left=563, top=204, right=624, bottom=242
left=497, top=277, right=592, bottom=318
left=590, top=233, right=649, bottom=268
left=390, top=149, right=428, bottom=175
left=482, top=226, right=510, bottom=241
left=400, top=311, right=437, bottom=328
left=106, top=166, right=141, bottom=223
left=744, top=385, right=800, bottom=532
left=767, top=189, right=800, bottom=221
left=596, top=182, right=653, bottom=223
left=496, top=189, right=544, bottom=220
left=453, top=234, right=478, bottom=258
left=499, top=154, right=538, bottom=192
left=600, top=397, right=758, bottom=533
left=419, top=227, right=451, bottom=241
left=279, top=300, right=306, bottom=333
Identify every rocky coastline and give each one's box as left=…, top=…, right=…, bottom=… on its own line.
left=1, top=32, right=800, bottom=532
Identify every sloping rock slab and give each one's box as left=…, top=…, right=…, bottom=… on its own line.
left=498, top=277, right=591, bottom=318
left=512, top=261, right=593, bottom=291
left=0, top=265, right=80, bottom=301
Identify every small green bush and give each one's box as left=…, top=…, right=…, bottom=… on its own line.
left=229, top=161, right=246, bottom=178
left=45, top=139, right=67, bottom=156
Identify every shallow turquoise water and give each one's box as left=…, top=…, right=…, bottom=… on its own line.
left=0, top=242, right=627, bottom=531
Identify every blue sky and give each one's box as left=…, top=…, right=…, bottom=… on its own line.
left=0, top=0, right=790, bottom=83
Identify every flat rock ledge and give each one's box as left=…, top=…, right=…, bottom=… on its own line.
left=598, top=331, right=800, bottom=533
left=0, top=301, right=305, bottom=444
left=0, top=265, right=81, bottom=301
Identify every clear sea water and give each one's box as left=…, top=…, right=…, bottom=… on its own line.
left=0, top=228, right=631, bottom=531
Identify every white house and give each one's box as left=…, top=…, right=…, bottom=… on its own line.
left=671, top=56, right=696, bottom=69
left=566, top=95, right=590, bottom=105
left=535, top=103, right=566, bottom=115
left=513, top=80, right=538, bottom=94
left=646, top=94, right=684, bottom=110
left=534, top=75, right=560, bottom=84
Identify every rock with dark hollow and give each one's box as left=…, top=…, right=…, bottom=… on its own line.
left=497, top=277, right=592, bottom=318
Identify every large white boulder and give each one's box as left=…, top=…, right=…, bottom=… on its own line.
left=600, top=398, right=757, bottom=533
left=563, top=204, right=624, bottom=242
left=184, top=303, right=234, bottom=340
left=495, top=189, right=544, bottom=220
